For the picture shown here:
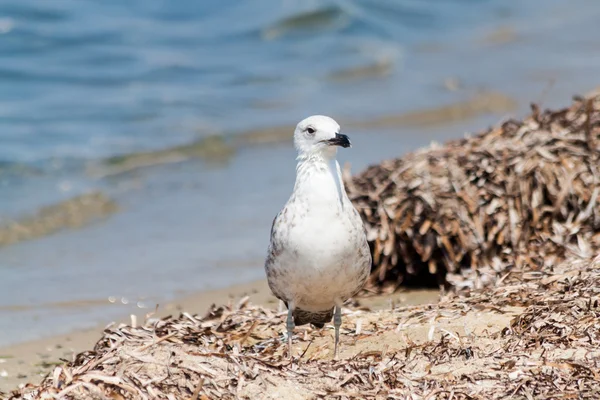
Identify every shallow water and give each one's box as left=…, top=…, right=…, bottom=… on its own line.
left=1, top=0, right=600, bottom=347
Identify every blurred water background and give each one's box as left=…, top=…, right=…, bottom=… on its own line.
left=1, top=0, right=600, bottom=347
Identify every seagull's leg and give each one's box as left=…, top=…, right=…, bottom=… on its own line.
left=286, top=303, right=295, bottom=360
left=333, top=305, right=342, bottom=359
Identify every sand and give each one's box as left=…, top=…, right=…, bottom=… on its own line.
left=0, top=280, right=271, bottom=393
left=0, top=280, right=439, bottom=394
left=8, top=254, right=599, bottom=399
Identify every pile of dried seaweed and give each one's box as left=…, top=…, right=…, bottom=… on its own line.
left=345, top=93, right=600, bottom=290
left=6, top=254, right=600, bottom=399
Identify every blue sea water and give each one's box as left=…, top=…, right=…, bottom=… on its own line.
left=1, top=0, right=600, bottom=347
left=2, top=0, right=599, bottom=165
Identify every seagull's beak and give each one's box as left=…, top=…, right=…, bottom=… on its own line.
left=323, top=133, right=352, bottom=148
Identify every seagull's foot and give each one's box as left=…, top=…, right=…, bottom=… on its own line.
left=287, top=333, right=294, bottom=361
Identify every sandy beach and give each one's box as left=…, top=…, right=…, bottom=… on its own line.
left=3, top=0, right=600, bottom=368
left=2, top=2, right=600, bottom=398
left=0, top=279, right=439, bottom=394
left=6, top=253, right=599, bottom=399
left=0, top=280, right=274, bottom=393
left=3, top=88, right=599, bottom=399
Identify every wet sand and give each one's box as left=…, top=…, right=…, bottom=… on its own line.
left=0, top=279, right=439, bottom=393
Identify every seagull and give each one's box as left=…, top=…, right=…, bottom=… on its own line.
left=264, top=115, right=372, bottom=359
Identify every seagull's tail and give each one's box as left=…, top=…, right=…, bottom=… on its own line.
left=292, top=307, right=334, bottom=328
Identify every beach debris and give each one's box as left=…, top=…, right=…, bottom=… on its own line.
left=4, top=254, right=600, bottom=399
left=346, top=92, right=600, bottom=291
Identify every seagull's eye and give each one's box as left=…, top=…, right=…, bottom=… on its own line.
left=306, top=127, right=316, bottom=135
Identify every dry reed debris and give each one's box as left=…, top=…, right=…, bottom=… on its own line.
left=6, top=254, right=600, bottom=399
left=345, top=93, right=600, bottom=291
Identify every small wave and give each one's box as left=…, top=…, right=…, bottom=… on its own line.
left=1, top=3, right=67, bottom=22
left=87, top=135, right=235, bottom=178
left=261, top=6, right=351, bottom=40
left=0, top=160, right=43, bottom=179
left=0, top=191, right=118, bottom=248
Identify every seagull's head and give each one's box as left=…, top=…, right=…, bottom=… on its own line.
left=294, top=115, right=351, bottom=158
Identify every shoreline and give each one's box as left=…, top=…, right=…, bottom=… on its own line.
left=0, top=278, right=439, bottom=393
left=0, top=279, right=272, bottom=393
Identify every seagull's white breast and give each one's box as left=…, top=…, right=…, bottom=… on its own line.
left=265, top=158, right=371, bottom=312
